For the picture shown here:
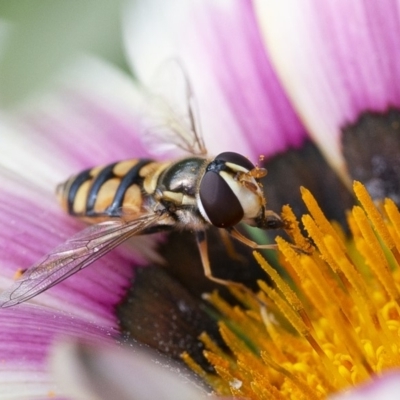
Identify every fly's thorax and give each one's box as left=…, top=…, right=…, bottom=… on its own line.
left=197, top=152, right=266, bottom=228
left=56, top=158, right=170, bottom=220
left=156, top=157, right=208, bottom=207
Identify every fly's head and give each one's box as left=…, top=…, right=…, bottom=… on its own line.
left=197, top=151, right=283, bottom=230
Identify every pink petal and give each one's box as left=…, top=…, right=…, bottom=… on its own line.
left=0, top=60, right=165, bottom=399
left=0, top=305, right=113, bottom=399
left=0, top=167, right=143, bottom=327
left=256, top=0, right=400, bottom=180
left=124, top=0, right=307, bottom=160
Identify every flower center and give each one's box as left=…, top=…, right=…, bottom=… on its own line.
left=342, top=108, right=400, bottom=205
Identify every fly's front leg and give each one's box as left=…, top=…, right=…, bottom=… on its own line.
left=226, top=227, right=308, bottom=254
left=195, top=230, right=245, bottom=287
left=226, top=227, right=278, bottom=251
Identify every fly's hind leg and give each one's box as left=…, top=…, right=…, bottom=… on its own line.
left=195, top=230, right=246, bottom=288
left=218, top=229, right=246, bottom=263
left=195, top=230, right=268, bottom=310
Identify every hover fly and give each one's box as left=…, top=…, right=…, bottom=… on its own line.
left=0, top=61, right=286, bottom=308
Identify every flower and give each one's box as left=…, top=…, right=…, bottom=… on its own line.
left=1, top=0, right=400, bottom=398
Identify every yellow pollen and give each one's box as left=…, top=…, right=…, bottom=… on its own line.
left=183, top=182, right=400, bottom=399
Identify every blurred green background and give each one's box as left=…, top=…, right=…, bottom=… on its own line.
left=0, top=0, right=131, bottom=107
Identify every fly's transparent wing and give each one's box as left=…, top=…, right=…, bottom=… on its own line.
left=140, top=59, right=207, bottom=158
left=0, top=213, right=163, bottom=308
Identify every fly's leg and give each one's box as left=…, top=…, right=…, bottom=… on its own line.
left=218, top=229, right=246, bottom=263
left=195, top=230, right=245, bottom=287
left=226, top=227, right=308, bottom=254
left=195, top=230, right=269, bottom=311
left=226, top=227, right=278, bottom=250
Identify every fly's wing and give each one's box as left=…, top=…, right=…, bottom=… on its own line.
left=139, top=59, right=207, bottom=158
left=0, top=213, right=163, bottom=308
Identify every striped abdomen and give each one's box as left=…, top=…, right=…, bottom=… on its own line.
left=57, top=159, right=171, bottom=221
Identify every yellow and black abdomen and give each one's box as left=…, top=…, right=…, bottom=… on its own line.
left=57, top=158, right=170, bottom=221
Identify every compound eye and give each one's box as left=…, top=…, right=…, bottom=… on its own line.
left=215, top=152, right=255, bottom=171
left=199, top=171, right=244, bottom=227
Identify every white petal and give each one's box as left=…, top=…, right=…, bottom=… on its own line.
left=330, top=371, right=400, bottom=400
left=51, top=339, right=211, bottom=400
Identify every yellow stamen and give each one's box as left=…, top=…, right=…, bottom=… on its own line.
left=254, top=251, right=312, bottom=331
left=301, top=187, right=345, bottom=251
left=281, top=204, right=313, bottom=252
left=353, top=181, right=399, bottom=260
left=384, top=198, right=400, bottom=257
left=184, top=182, right=400, bottom=398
